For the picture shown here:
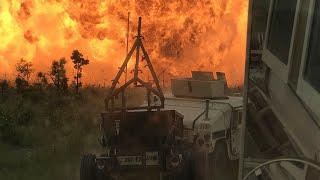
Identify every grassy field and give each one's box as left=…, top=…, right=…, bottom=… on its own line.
left=0, top=86, right=144, bottom=180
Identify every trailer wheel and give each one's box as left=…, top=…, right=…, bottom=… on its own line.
left=80, top=154, right=96, bottom=180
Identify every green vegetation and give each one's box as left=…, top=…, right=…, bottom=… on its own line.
left=0, top=85, right=144, bottom=180
left=50, top=58, right=69, bottom=92
left=15, top=59, right=33, bottom=93
left=0, top=86, right=103, bottom=180
left=0, top=52, right=145, bottom=180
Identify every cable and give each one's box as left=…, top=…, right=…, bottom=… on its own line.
left=243, top=158, right=320, bottom=180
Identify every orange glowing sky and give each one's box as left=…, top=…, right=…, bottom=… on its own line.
left=0, top=0, right=248, bottom=86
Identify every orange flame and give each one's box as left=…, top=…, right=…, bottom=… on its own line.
left=0, top=0, right=248, bottom=86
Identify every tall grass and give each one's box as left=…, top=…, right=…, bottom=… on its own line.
left=0, top=86, right=144, bottom=180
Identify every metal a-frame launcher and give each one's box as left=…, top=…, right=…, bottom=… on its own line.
left=105, top=17, right=164, bottom=112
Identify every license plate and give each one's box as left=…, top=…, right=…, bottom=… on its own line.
left=145, top=152, right=159, bottom=166
left=117, top=156, right=143, bottom=166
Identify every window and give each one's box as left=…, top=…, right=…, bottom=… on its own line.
left=267, top=0, right=298, bottom=64
left=288, top=0, right=310, bottom=90
left=304, top=0, right=320, bottom=92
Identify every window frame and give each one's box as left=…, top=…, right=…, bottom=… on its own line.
left=262, top=0, right=301, bottom=83
left=297, top=0, right=320, bottom=120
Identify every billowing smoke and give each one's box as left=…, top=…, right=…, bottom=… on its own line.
left=0, top=0, right=247, bottom=86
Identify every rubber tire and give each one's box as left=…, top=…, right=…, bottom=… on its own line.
left=80, top=154, right=96, bottom=180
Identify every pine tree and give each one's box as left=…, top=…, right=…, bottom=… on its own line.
left=50, top=58, right=68, bottom=92
left=70, top=50, right=89, bottom=93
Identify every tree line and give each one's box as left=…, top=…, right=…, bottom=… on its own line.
left=0, top=50, right=89, bottom=95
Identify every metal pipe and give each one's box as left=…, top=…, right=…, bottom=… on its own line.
left=125, top=12, right=130, bottom=84
left=190, top=99, right=239, bottom=132
left=205, top=99, right=209, bottom=120
left=137, top=17, right=142, bottom=37
left=192, top=110, right=206, bottom=130
left=134, top=17, right=142, bottom=81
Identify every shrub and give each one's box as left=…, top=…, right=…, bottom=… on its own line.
left=15, top=104, right=34, bottom=126
left=0, top=107, right=16, bottom=141
left=0, top=104, right=34, bottom=145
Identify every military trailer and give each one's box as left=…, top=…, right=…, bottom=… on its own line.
left=80, top=110, right=189, bottom=180
left=93, top=110, right=186, bottom=179
left=80, top=17, right=192, bottom=180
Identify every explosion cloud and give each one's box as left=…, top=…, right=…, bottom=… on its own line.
left=0, top=0, right=248, bottom=86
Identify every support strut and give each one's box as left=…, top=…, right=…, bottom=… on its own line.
left=105, top=17, right=164, bottom=112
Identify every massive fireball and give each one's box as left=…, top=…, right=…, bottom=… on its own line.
left=0, top=0, right=248, bottom=86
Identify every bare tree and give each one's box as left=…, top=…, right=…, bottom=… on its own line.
left=50, top=58, right=68, bottom=92
left=71, top=50, right=89, bottom=93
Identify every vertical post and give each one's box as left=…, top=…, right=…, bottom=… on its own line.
left=205, top=99, right=209, bottom=120
left=125, top=12, right=130, bottom=84
left=134, top=17, right=142, bottom=81
left=121, top=90, right=126, bottom=110
left=121, top=90, right=126, bottom=123
left=137, top=17, right=142, bottom=37
left=126, top=12, right=130, bottom=57
left=238, top=0, right=253, bottom=179
left=147, top=88, right=151, bottom=111
left=163, top=73, right=165, bottom=89
left=122, top=12, right=130, bottom=114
